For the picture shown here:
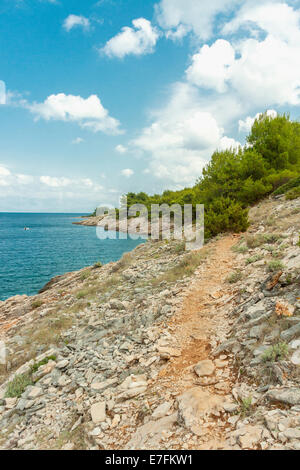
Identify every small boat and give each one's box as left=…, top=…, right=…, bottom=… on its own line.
left=24, top=227, right=30, bottom=231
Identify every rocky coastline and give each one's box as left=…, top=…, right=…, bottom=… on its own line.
left=0, top=194, right=299, bottom=450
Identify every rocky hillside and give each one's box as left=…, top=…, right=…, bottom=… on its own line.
left=0, top=194, right=299, bottom=450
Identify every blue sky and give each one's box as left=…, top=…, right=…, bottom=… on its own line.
left=1, top=0, right=300, bottom=212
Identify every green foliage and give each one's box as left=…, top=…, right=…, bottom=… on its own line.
left=5, top=373, right=33, bottom=398
left=121, top=113, right=300, bottom=240
left=232, top=243, right=248, bottom=253
left=76, top=290, right=88, bottom=299
left=262, top=343, right=288, bottom=362
left=227, top=270, right=243, bottom=284
left=93, top=261, right=102, bottom=269
left=267, top=260, right=284, bottom=272
left=31, top=299, right=44, bottom=310
left=239, top=396, right=253, bottom=416
left=31, top=355, right=57, bottom=374
left=246, top=254, right=263, bottom=265
left=80, top=270, right=91, bottom=281
left=247, top=113, right=300, bottom=169
left=273, top=175, right=300, bottom=195
left=286, top=187, right=300, bottom=200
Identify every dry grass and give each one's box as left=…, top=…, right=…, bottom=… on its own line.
left=111, top=252, right=133, bottom=273
left=152, top=247, right=210, bottom=286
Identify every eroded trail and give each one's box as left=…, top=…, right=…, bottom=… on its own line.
left=145, top=235, right=241, bottom=449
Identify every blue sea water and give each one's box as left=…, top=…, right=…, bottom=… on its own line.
left=0, top=213, right=145, bottom=301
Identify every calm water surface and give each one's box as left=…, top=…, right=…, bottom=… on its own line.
left=0, top=213, right=145, bottom=301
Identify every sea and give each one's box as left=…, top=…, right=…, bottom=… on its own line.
left=0, top=213, right=145, bottom=301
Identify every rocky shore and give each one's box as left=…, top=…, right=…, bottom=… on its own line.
left=0, top=195, right=299, bottom=450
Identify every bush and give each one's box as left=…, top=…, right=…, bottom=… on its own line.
left=262, top=343, right=288, bottom=362
left=122, top=113, right=300, bottom=241
left=286, top=187, right=300, bottom=200
left=246, top=254, right=263, bottom=265
left=273, top=175, right=300, bottom=195
left=31, top=355, right=56, bottom=373
left=267, top=260, right=284, bottom=272
left=227, top=270, right=243, bottom=284
left=76, top=290, right=88, bottom=299
left=93, top=261, right=102, bottom=269
left=31, top=299, right=44, bottom=310
left=5, top=373, right=33, bottom=398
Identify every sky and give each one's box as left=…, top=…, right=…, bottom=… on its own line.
left=1, top=0, right=300, bottom=212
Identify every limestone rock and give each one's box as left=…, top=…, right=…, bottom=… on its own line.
left=177, top=388, right=223, bottom=433
left=91, top=402, right=106, bottom=424
left=194, top=360, right=215, bottom=377
left=267, top=388, right=300, bottom=406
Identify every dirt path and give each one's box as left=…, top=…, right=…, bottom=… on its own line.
left=151, top=234, right=241, bottom=449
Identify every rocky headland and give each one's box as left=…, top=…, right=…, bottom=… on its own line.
left=0, top=194, right=299, bottom=450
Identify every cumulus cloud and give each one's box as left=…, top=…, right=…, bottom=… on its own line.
left=16, top=174, right=34, bottom=185
left=0, top=168, right=111, bottom=212
left=223, top=2, right=300, bottom=42
left=0, top=81, right=6, bottom=105
left=156, top=0, right=239, bottom=40
left=102, top=18, right=160, bottom=58
left=186, top=40, right=235, bottom=92
left=63, top=15, right=90, bottom=32
left=121, top=168, right=134, bottom=178
left=115, top=144, right=127, bottom=154
left=40, top=176, right=72, bottom=188
left=131, top=82, right=240, bottom=186
left=28, top=93, right=122, bottom=135
left=239, top=110, right=278, bottom=133
left=186, top=3, right=300, bottom=108
left=0, top=165, right=11, bottom=186
left=0, top=166, right=35, bottom=187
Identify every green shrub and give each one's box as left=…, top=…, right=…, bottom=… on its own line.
left=93, top=261, right=102, bottom=269
left=227, top=270, right=243, bottom=284
left=31, top=299, right=44, bottom=310
left=262, top=343, right=288, bottom=362
left=267, top=260, right=284, bottom=272
left=273, top=175, right=300, bottom=195
left=80, top=270, right=91, bottom=281
left=286, top=187, right=300, bottom=200
left=5, top=373, right=33, bottom=398
left=232, top=243, right=248, bottom=253
left=123, top=113, right=300, bottom=240
left=76, top=290, right=88, bottom=299
left=246, top=254, right=263, bottom=265
left=31, top=355, right=56, bottom=374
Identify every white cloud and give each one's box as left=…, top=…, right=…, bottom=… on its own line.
left=28, top=93, right=122, bottom=135
left=16, top=174, right=34, bottom=185
left=239, top=109, right=278, bottom=133
left=72, top=137, right=84, bottom=144
left=40, top=176, right=72, bottom=188
left=186, top=40, right=235, bottom=92
left=218, top=136, right=241, bottom=150
left=115, top=144, right=127, bottom=154
left=121, top=168, right=134, bottom=178
left=156, top=0, right=239, bottom=40
left=0, top=165, right=10, bottom=177
left=0, top=166, right=35, bottom=187
left=0, top=165, right=11, bottom=187
left=102, top=18, right=160, bottom=58
left=0, top=81, right=6, bottom=105
left=187, top=3, right=300, bottom=108
left=63, top=15, right=90, bottom=32
left=223, top=2, right=300, bottom=43
left=131, top=82, right=240, bottom=186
